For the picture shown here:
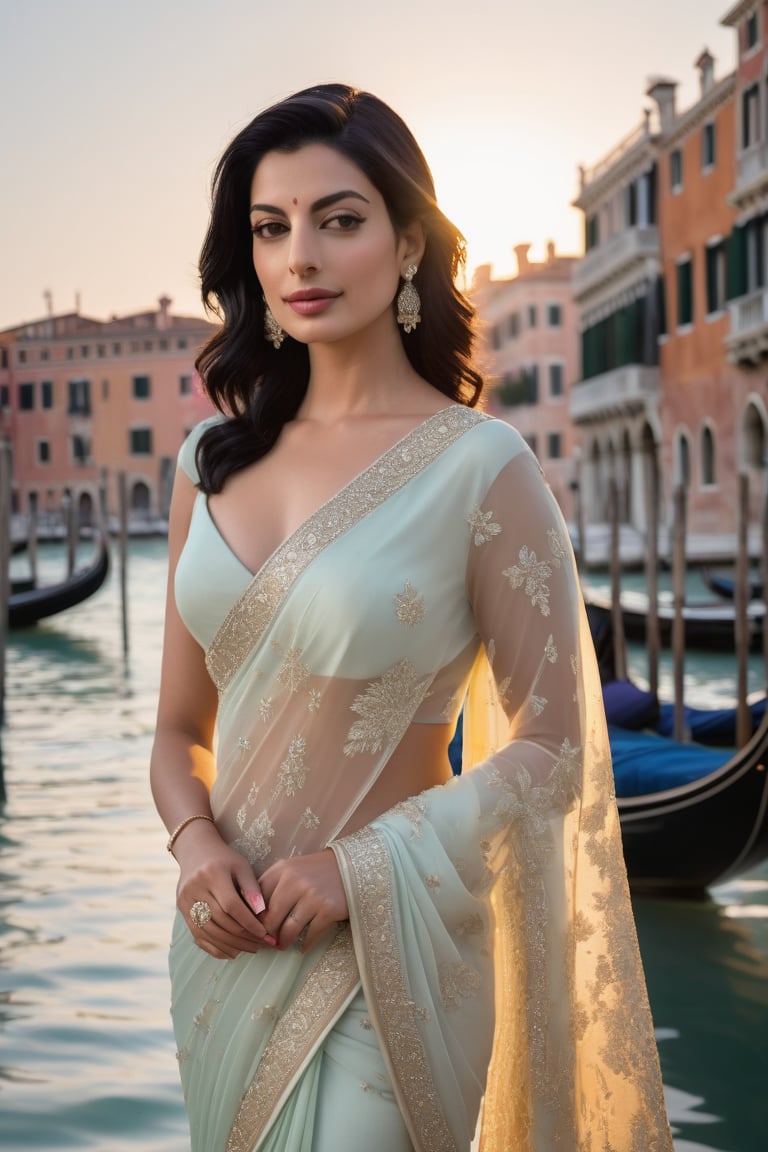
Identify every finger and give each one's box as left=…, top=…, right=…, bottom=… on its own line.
left=275, top=905, right=310, bottom=951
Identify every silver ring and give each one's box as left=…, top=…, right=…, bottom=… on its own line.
left=288, top=911, right=301, bottom=923
left=190, top=900, right=212, bottom=928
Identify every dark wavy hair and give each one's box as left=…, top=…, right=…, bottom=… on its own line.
left=194, top=82, right=484, bottom=492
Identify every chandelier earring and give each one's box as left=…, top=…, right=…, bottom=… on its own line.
left=263, top=298, right=285, bottom=349
left=396, top=265, right=421, bottom=333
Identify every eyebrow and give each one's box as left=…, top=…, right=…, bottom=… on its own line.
left=249, top=189, right=370, bottom=217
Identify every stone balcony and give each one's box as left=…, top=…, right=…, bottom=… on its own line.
left=569, top=364, right=659, bottom=423
left=732, top=141, right=768, bottom=212
left=726, top=286, right=768, bottom=365
left=572, top=226, right=659, bottom=303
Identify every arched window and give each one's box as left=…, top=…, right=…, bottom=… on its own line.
left=676, top=432, right=691, bottom=488
left=743, top=401, right=766, bottom=469
left=701, top=424, right=716, bottom=485
left=130, top=480, right=151, bottom=514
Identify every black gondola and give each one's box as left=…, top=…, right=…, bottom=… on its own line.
left=700, top=565, right=764, bottom=603
left=616, top=713, right=768, bottom=894
left=8, top=533, right=110, bottom=628
left=583, top=588, right=765, bottom=652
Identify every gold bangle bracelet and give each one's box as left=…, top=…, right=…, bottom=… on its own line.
left=167, top=813, right=215, bottom=855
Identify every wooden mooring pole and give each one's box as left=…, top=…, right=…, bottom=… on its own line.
left=0, top=442, right=11, bottom=799
left=762, top=469, right=768, bottom=679
left=27, top=490, right=39, bottom=587
left=734, top=473, right=751, bottom=748
left=118, top=472, right=129, bottom=660
left=643, top=448, right=660, bottom=698
left=608, top=479, right=627, bottom=682
left=671, top=484, right=688, bottom=742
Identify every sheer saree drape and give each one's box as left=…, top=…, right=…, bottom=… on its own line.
left=169, top=407, right=672, bottom=1152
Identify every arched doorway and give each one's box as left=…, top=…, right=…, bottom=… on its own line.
left=130, top=480, right=151, bottom=517
left=77, top=491, right=94, bottom=528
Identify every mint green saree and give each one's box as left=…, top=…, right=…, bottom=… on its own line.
left=170, top=406, right=672, bottom=1152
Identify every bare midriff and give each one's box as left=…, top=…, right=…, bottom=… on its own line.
left=339, top=721, right=454, bottom=836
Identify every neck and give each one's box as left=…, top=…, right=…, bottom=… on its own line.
left=298, top=317, right=432, bottom=424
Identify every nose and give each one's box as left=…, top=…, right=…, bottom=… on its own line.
left=287, top=222, right=320, bottom=277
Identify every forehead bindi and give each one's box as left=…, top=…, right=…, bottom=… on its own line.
left=250, top=144, right=375, bottom=208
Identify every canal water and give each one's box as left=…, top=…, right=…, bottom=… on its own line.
left=0, top=541, right=766, bottom=1151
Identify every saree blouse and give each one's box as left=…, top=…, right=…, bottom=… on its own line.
left=170, top=405, right=672, bottom=1152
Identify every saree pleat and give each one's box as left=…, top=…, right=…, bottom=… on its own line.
left=170, top=407, right=673, bottom=1152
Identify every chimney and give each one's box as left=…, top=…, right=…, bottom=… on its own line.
left=472, top=263, right=492, bottom=289
left=514, top=243, right=531, bottom=276
left=546, top=240, right=556, bottom=263
left=646, top=76, right=678, bottom=133
left=696, top=49, right=715, bottom=96
left=157, top=294, right=172, bottom=330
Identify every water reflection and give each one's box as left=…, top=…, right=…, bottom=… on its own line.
left=635, top=883, right=768, bottom=1151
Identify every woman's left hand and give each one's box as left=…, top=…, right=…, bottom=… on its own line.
left=258, top=848, right=349, bottom=953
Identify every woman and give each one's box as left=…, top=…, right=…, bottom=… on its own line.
left=151, top=84, right=672, bottom=1152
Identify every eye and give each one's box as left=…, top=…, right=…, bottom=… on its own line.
left=323, top=212, right=364, bottom=231
left=251, top=220, right=288, bottom=239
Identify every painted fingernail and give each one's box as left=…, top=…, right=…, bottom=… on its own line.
left=264, top=933, right=278, bottom=947
left=247, top=891, right=266, bottom=914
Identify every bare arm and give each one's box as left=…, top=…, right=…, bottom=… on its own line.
left=150, top=466, right=276, bottom=958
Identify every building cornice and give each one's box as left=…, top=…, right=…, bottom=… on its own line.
left=573, top=134, right=659, bottom=213
left=721, top=0, right=759, bottom=28
left=661, top=72, right=737, bottom=148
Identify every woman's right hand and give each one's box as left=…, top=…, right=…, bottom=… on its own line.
left=173, top=821, right=278, bottom=959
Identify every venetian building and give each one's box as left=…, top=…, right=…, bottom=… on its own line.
left=654, top=52, right=743, bottom=549
left=569, top=106, right=662, bottom=537
left=0, top=297, right=216, bottom=528
left=471, top=242, right=579, bottom=513
left=720, top=0, right=768, bottom=527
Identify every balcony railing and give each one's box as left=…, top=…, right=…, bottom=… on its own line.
left=572, top=226, right=659, bottom=302
left=735, top=141, right=768, bottom=195
left=726, top=286, right=768, bottom=364
left=569, top=364, right=659, bottom=423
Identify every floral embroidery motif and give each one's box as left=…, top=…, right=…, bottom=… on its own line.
left=308, top=689, right=322, bottom=713
left=277, top=647, right=310, bottom=694
left=440, top=691, right=459, bottom=720
left=258, top=698, right=273, bottom=722
left=275, top=736, right=309, bottom=797
left=344, top=660, right=432, bottom=756
left=547, top=527, right=567, bottom=567
left=406, top=1000, right=431, bottom=1022
left=237, top=736, right=252, bottom=758
left=545, top=634, right=558, bottom=663
left=456, top=913, right=485, bottom=937
left=528, top=693, right=547, bottom=717
left=390, top=795, right=428, bottom=838
left=394, top=580, right=425, bottom=626
left=467, top=506, right=501, bottom=547
left=359, top=1017, right=373, bottom=1030
left=438, top=961, right=482, bottom=1010
left=234, top=809, right=275, bottom=866
left=502, top=546, right=553, bottom=616
left=497, top=675, right=512, bottom=709
left=300, top=806, right=320, bottom=830
left=424, top=874, right=441, bottom=890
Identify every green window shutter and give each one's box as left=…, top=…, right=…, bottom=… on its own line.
left=657, top=275, right=667, bottom=336
left=706, top=245, right=718, bottom=313
left=677, top=259, right=693, bottom=326
left=726, top=226, right=747, bottom=300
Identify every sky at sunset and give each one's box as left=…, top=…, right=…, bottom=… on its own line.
left=1, top=0, right=736, bottom=328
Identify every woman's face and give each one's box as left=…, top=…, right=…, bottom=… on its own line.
left=250, top=143, right=419, bottom=346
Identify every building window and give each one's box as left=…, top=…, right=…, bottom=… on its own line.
left=68, top=378, right=91, bottom=415
left=132, top=374, right=151, bottom=399
left=743, top=84, right=760, bottom=149
left=71, top=434, right=89, bottom=465
left=41, top=348, right=49, bottom=361
left=19, top=382, right=35, bottom=410
left=159, top=337, right=169, bottom=350
left=102, top=379, right=109, bottom=400
left=130, top=427, right=153, bottom=455
left=177, top=337, right=188, bottom=350
left=37, top=439, right=51, bottom=465
left=585, top=214, right=599, bottom=251
left=97, top=344, right=106, bottom=358
left=41, top=381, right=53, bottom=409
left=546, top=303, right=562, bottom=327
left=490, top=325, right=501, bottom=351
left=746, top=10, right=759, bottom=51
left=705, top=240, right=726, bottom=315
left=701, top=425, right=716, bottom=485
left=547, top=432, right=562, bottom=459
left=112, top=342, right=122, bottom=355
left=677, top=257, right=693, bottom=327
left=67, top=347, right=74, bottom=359
left=528, top=304, right=537, bottom=328
left=179, top=374, right=192, bottom=395
left=548, top=363, right=564, bottom=397
left=702, top=122, right=716, bottom=169
left=0, top=385, right=9, bottom=408
left=677, top=433, right=691, bottom=488
left=143, top=340, right=153, bottom=352
left=507, top=313, right=519, bottom=339
left=80, top=345, right=89, bottom=358
left=670, top=149, right=683, bottom=192
left=18, top=349, right=27, bottom=364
